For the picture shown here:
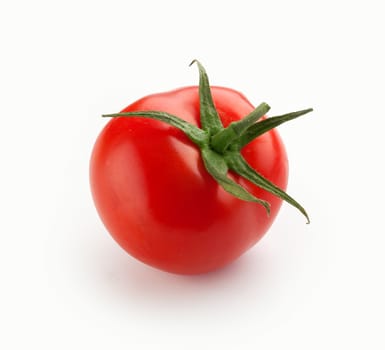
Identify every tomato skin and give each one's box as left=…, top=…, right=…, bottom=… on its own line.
left=90, top=86, right=288, bottom=274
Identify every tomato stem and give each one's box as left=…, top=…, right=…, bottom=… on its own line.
left=103, top=60, right=313, bottom=223
left=210, top=102, right=270, bottom=154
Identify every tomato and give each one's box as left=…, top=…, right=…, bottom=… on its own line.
left=90, top=61, right=311, bottom=274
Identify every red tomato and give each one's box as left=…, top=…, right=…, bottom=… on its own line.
left=90, top=86, right=289, bottom=274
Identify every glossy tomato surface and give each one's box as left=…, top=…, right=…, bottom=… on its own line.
left=90, top=86, right=288, bottom=274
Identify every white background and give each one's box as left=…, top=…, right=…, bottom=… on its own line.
left=1, top=0, right=384, bottom=349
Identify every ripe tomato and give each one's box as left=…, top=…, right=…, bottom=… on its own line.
left=90, top=62, right=310, bottom=274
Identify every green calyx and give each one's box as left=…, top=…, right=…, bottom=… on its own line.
left=103, top=60, right=313, bottom=223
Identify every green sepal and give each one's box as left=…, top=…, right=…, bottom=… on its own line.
left=237, top=108, right=313, bottom=149
left=210, top=102, right=270, bottom=153
left=190, top=60, right=224, bottom=135
left=225, top=152, right=310, bottom=223
left=201, top=148, right=271, bottom=213
left=103, top=60, right=313, bottom=223
left=103, top=111, right=208, bottom=147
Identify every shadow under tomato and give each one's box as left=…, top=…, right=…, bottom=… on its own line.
left=88, top=235, right=277, bottom=313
